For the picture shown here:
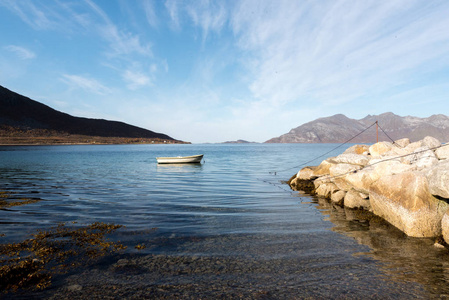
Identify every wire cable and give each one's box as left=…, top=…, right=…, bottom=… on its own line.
left=377, top=122, right=402, bottom=147
left=315, top=142, right=447, bottom=183
left=270, top=121, right=378, bottom=175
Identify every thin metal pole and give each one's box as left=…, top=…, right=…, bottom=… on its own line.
left=376, top=121, right=378, bottom=143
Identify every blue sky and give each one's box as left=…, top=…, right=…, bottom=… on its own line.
left=1, top=0, right=449, bottom=143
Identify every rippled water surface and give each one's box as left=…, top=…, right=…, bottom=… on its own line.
left=1, top=143, right=449, bottom=298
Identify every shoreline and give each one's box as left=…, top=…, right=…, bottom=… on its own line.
left=0, top=137, right=189, bottom=146
left=0, top=142, right=186, bottom=146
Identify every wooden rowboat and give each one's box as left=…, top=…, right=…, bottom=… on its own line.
left=156, top=154, right=203, bottom=164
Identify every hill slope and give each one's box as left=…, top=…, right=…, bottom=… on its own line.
left=0, top=85, right=177, bottom=142
left=266, top=113, right=449, bottom=143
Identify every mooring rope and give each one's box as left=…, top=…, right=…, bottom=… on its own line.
left=269, top=121, right=378, bottom=175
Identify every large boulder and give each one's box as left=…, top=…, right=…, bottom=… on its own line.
left=289, top=178, right=315, bottom=193
left=370, top=159, right=417, bottom=176
left=427, top=160, right=449, bottom=199
left=441, top=212, right=449, bottom=244
left=384, top=147, right=410, bottom=159
left=343, top=168, right=374, bottom=195
left=413, top=147, right=439, bottom=170
left=435, top=144, right=449, bottom=160
left=315, top=181, right=338, bottom=199
left=404, top=141, right=424, bottom=154
left=343, top=144, right=370, bottom=155
left=343, top=159, right=415, bottom=195
left=369, top=172, right=449, bottom=237
left=331, top=190, right=346, bottom=206
left=313, top=159, right=335, bottom=177
left=369, top=142, right=393, bottom=157
left=344, top=189, right=371, bottom=210
left=329, top=163, right=362, bottom=191
left=394, top=138, right=410, bottom=148
left=330, top=153, right=370, bottom=166
left=297, top=166, right=318, bottom=180
left=343, top=168, right=374, bottom=194
left=422, top=136, right=441, bottom=149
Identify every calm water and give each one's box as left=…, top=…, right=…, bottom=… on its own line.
left=1, top=143, right=449, bottom=298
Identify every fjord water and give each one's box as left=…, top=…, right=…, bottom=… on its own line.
left=1, top=143, right=449, bottom=298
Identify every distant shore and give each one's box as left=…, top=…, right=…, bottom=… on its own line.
left=0, top=135, right=189, bottom=145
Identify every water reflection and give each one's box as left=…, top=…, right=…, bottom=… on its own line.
left=156, top=163, right=203, bottom=173
left=312, top=196, right=449, bottom=297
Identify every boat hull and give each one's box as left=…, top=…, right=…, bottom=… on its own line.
left=156, top=154, right=203, bottom=164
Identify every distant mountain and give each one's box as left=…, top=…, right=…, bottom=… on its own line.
left=0, top=85, right=179, bottom=141
left=265, top=112, right=449, bottom=143
left=222, top=139, right=258, bottom=144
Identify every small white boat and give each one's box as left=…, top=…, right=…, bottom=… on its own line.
left=156, top=154, right=203, bottom=164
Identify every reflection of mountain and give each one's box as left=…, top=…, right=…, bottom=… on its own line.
left=266, top=113, right=449, bottom=143
left=0, top=85, right=179, bottom=141
left=313, top=196, right=449, bottom=297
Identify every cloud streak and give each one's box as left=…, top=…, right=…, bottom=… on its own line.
left=0, top=0, right=52, bottom=30
left=61, top=74, right=111, bottom=95
left=186, top=0, right=228, bottom=42
left=4, top=45, right=36, bottom=60
left=143, top=0, right=158, bottom=29
left=84, top=0, right=152, bottom=57
left=122, top=69, right=151, bottom=90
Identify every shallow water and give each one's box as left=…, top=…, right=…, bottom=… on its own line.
left=1, top=143, right=449, bottom=298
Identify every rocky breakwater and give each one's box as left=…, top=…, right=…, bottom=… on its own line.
left=289, top=136, right=449, bottom=242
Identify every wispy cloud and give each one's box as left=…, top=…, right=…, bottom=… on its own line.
left=0, top=0, right=52, bottom=30
left=4, top=45, right=36, bottom=59
left=122, top=69, right=151, bottom=90
left=61, top=74, right=111, bottom=95
left=163, top=0, right=228, bottom=42
left=143, top=0, right=158, bottom=29
left=186, top=0, right=228, bottom=42
left=4, top=0, right=152, bottom=57
left=0, top=0, right=91, bottom=32
left=230, top=0, right=449, bottom=111
left=100, top=24, right=152, bottom=57
left=164, top=0, right=181, bottom=30
left=85, top=0, right=152, bottom=57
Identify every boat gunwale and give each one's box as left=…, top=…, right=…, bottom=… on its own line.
left=155, top=154, right=204, bottom=160
left=156, top=154, right=203, bottom=164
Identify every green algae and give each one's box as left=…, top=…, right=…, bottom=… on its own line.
left=0, top=222, right=126, bottom=293
left=0, top=191, right=41, bottom=208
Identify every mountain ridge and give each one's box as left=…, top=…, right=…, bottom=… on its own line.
left=266, top=113, right=449, bottom=143
left=0, top=85, right=181, bottom=143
